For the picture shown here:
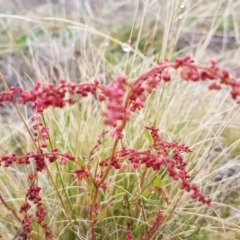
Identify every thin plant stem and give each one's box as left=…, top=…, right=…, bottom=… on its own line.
left=0, top=194, right=22, bottom=223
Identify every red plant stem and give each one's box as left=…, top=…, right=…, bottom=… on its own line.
left=89, top=124, right=125, bottom=240
left=96, top=137, right=120, bottom=187
left=0, top=194, right=22, bottom=223
left=89, top=93, right=132, bottom=240
left=97, top=93, right=131, bottom=187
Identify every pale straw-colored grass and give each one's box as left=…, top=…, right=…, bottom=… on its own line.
left=0, top=0, right=240, bottom=239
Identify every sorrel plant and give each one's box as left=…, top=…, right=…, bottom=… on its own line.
left=0, top=54, right=240, bottom=239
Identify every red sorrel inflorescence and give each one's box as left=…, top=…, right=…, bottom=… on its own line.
left=1, top=54, right=240, bottom=239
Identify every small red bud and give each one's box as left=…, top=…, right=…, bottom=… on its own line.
left=41, top=143, right=47, bottom=148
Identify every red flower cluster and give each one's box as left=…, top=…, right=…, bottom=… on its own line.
left=19, top=215, right=34, bottom=239
left=21, top=80, right=98, bottom=114
left=125, top=230, right=133, bottom=240
left=140, top=211, right=164, bottom=240
left=0, top=150, right=75, bottom=173
left=0, top=89, right=15, bottom=106
left=1, top=54, right=239, bottom=132
left=101, top=75, right=131, bottom=127
left=0, top=80, right=97, bottom=113
left=100, top=126, right=211, bottom=206
left=19, top=185, right=52, bottom=239
left=74, top=166, right=90, bottom=181
left=175, top=55, right=240, bottom=100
